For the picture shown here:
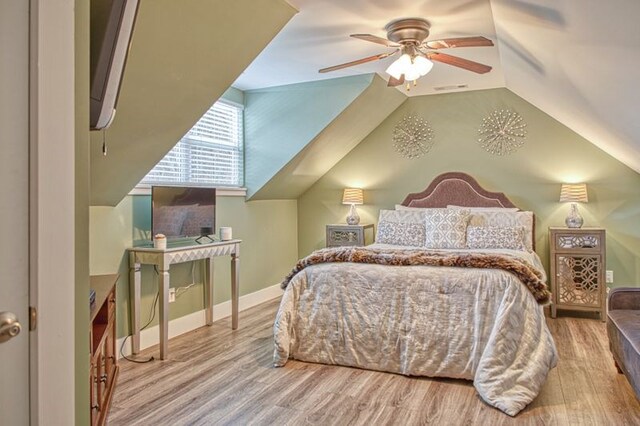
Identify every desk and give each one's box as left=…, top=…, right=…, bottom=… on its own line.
left=128, top=239, right=241, bottom=360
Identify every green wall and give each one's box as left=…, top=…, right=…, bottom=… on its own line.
left=90, top=195, right=298, bottom=337
left=75, top=0, right=90, bottom=423
left=244, top=74, right=374, bottom=197
left=298, top=88, right=640, bottom=287
left=89, top=0, right=296, bottom=206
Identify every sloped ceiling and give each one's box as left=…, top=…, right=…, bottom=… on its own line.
left=244, top=74, right=375, bottom=198
left=234, top=0, right=640, bottom=175
left=250, top=74, right=406, bottom=200
left=491, top=0, right=640, bottom=174
left=89, top=0, right=296, bottom=206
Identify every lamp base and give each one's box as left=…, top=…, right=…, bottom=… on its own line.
left=565, top=203, right=584, bottom=228
left=346, top=204, right=360, bottom=225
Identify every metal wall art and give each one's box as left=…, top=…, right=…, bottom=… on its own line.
left=393, top=114, right=434, bottom=159
left=478, top=109, right=527, bottom=156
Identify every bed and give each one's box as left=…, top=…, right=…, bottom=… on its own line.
left=273, top=172, right=558, bottom=416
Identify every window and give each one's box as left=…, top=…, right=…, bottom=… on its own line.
left=141, top=99, right=243, bottom=187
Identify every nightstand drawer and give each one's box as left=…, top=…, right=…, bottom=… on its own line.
left=553, top=231, right=603, bottom=252
left=326, top=224, right=374, bottom=248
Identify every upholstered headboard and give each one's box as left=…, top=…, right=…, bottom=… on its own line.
left=401, top=172, right=535, bottom=250
left=401, top=172, right=518, bottom=208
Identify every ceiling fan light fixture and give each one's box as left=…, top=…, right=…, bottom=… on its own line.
left=413, top=55, right=433, bottom=75
left=386, top=53, right=433, bottom=82
left=385, top=53, right=411, bottom=79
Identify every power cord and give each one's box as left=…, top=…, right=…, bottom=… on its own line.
left=119, top=290, right=159, bottom=363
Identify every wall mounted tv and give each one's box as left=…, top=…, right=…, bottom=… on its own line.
left=90, top=0, right=139, bottom=130
left=152, top=186, right=216, bottom=239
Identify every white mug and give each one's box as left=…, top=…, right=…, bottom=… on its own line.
left=219, top=227, right=232, bottom=241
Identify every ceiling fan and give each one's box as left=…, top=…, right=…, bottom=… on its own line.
left=319, top=18, right=494, bottom=90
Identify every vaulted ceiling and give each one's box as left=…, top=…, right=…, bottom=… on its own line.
left=234, top=0, right=640, bottom=174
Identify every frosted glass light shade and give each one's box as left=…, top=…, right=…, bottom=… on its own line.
left=413, top=55, right=433, bottom=75
left=342, top=188, right=364, bottom=205
left=385, top=54, right=411, bottom=79
left=385, top=54, right=434, bottom=82
left=559, top=183, right=588, bottom=203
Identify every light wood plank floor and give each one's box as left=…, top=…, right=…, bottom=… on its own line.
left=109, top=299, right=640, bottom=425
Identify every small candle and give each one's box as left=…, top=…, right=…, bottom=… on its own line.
left=154, top=234, right=167, bottom=250
left=219, top=227, right=232, bottom=241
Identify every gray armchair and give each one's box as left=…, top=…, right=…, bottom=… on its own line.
left=607, top=287, right=640, bottom=399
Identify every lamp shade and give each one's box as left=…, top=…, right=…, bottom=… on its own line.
left=342, top=188, right=364, bottom=205
left=559, top=183, right=588, bottom=203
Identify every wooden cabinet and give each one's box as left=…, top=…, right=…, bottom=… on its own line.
left=549, top=227, right=606, bottom=321
left=326, top=224, right=374, bottom=247
left=90, top=274, right=119, bottom=426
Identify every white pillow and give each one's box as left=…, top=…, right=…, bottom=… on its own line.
left=395, top=204, right=431, bottom=211
left=379, top=209, right=425, bottom=223
left=447, top=205, right=520, bottom=212
left=377, top=222, right=426, bottom=247
left=463, top=210, right=534, bottom=251
left=424, top=208, right=470, bottom=249
left=376, top=209, right=427, bottom=246
left=466, top=226, right=527, bottom=251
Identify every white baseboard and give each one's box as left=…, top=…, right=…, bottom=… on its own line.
left=117, top=283, right=282, bottom=358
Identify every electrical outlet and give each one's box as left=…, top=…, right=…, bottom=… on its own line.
left=169, top=288, right=176, bottom=303
left=606, top=270, right=614, bottom=284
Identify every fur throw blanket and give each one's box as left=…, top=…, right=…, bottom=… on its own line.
left=282, top=246, right=551, bottom=305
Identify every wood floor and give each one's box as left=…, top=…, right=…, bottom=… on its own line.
left=109, top=299, right=640, bottom=426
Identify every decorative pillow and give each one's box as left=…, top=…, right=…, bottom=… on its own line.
left=424, top=208, right=470, bottom=249
left=181, top=205, right=214, bottom=237
left=467, top=210, right=534, bottom=251
left=376, top=222, right=426, bottom=247
left=378, top=209, right=426, bottom=224
left=466, top=226, right=527, bottom=251
left=152, top=205, right=190, bottom=237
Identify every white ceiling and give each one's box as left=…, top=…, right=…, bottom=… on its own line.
left=234, top=0, right=505, bottom=95
left=234, top=0, right=640, bottom=174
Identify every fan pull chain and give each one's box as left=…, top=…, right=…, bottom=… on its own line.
left=102, top=129, right=108, bottom=156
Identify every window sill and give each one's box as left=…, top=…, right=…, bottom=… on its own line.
left=129, top=185, right=247, bottom=197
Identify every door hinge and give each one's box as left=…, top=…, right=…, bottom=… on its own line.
left=29, top=306, right=37, bottom=331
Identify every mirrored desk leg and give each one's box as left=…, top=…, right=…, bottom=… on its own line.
left=231, top=247, right=240, bottom=330
left=158, top=266, right=170, bottom=360
left=205, top=258, right=214, bottom=326
left=129, top=260, right=141, bottom=354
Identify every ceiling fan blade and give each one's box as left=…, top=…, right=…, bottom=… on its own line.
left=319, top=50, right=397, bottom=73
left=387, top=74, right=405, bottom=87
left=425, top=36, right=494, bottom=49
left=351, top=34, right=400, bottom=47
left=427, top=52, right=492, bottom=74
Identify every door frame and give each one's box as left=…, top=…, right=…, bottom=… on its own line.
left=28, top=0, right=76, bottom=423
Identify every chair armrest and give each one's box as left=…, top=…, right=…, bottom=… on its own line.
left=609, top=287, right=640, bottom=311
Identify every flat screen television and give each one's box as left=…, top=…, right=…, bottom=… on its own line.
left=151, top=186, right=216, bottom=239
left=90, top=0, right=139, bottom=130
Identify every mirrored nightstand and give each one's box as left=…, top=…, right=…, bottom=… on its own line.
left=549, top=227, right=606, bottom=321
left=326, top=224, right=374, bottom=247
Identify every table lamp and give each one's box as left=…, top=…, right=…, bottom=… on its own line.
left=559, top=183, right=588, bottom=228
left=342, top=188, right=364, bottom=225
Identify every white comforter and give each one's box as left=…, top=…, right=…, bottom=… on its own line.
left=273, top=244, right=558, bottom=416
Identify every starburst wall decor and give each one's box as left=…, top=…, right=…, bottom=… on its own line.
left=478, top=109, right=527, bottom=156
left=393, top=114, right=434, bottom=159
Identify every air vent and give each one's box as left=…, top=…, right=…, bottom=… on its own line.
left=433, top=84, right=468, bottom=91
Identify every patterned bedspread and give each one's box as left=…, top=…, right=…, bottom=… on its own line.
left=273, top=245, right=558, bottom=416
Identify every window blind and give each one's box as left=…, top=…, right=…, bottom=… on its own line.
left=142, top=99, right=243, bottom=187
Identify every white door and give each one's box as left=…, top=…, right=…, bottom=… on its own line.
left=0, top=0, right=31, bottom=424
